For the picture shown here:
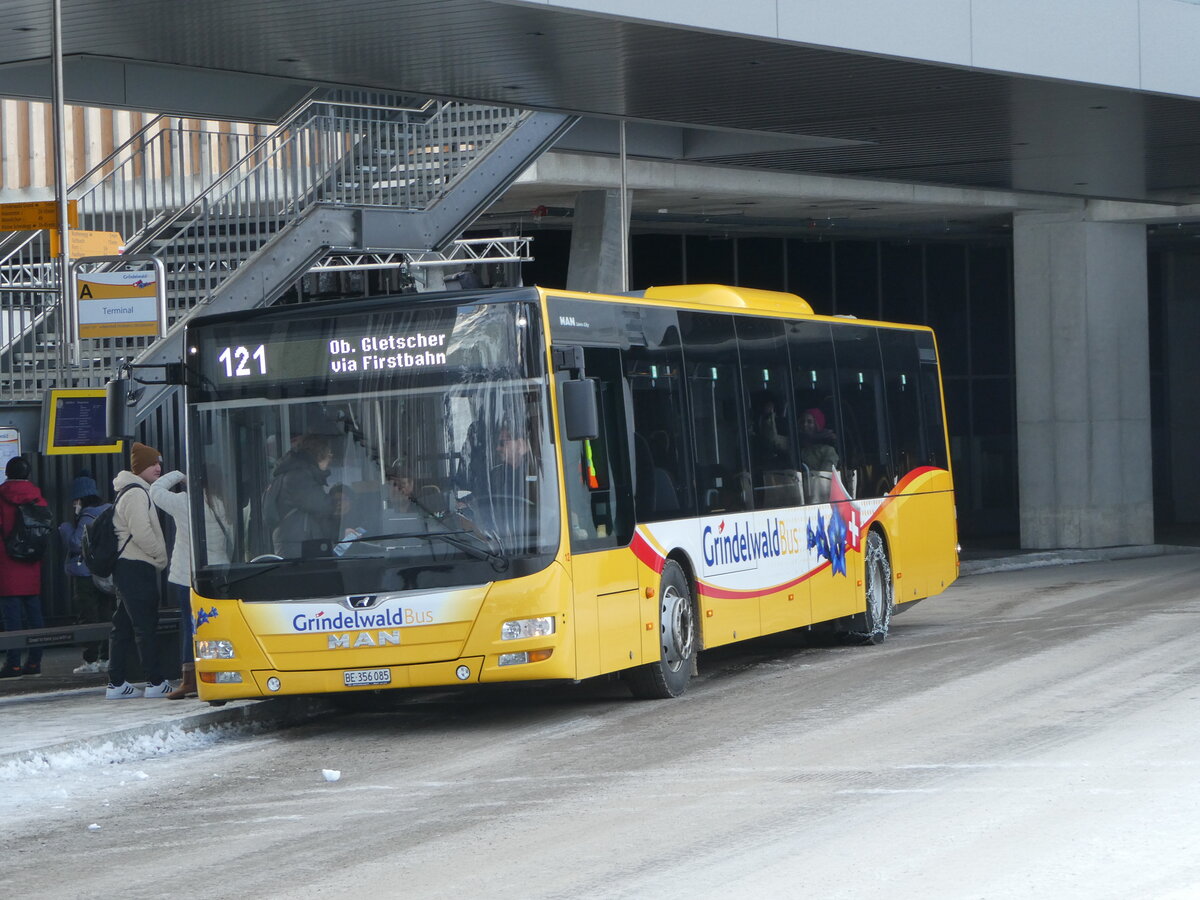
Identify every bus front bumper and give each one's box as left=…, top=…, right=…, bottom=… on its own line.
left=196, top=655, right=489, bottom=700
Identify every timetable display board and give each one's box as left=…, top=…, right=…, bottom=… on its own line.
left=40, top=388, right=123, bottom=455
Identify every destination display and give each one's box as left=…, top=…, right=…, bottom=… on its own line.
left=194, top=318, right=457, bottom=389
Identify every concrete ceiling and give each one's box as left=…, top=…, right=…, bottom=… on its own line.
left=2, top=0, right=1200, bottom=235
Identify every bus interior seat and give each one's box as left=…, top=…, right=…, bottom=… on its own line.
left=762, top=469, right=804, bottom=507
left=653, top=466, right=680, bottom=515
left=807, top=469, right=832, bottom=503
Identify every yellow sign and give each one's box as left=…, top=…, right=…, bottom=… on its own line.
left=77, top=270, right=160, bottom=338
left=0, top=200, right=78, bottom=231
left=50, top=229, right=124, bottom=259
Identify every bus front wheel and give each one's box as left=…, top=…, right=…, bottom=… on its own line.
left=626, top=560, right=696, bottom=699
left=846, top=529, right=893, bottom=645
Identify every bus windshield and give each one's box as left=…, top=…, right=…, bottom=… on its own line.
left=186, top=297, right=559, bottom=601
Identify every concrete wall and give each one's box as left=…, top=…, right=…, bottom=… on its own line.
left=566, top=189, right=628, bottom=293
left=544, top=0, right=1200, bottom=98
left=1014, top=214, right=1153, bottom=548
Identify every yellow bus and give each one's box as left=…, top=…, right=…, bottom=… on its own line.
left=182, top=283, right=958, bottom=702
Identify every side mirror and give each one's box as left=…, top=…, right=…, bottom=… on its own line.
left=105, top=377, right=132, bottom=441
left=561, top=378, right=599, bottom=441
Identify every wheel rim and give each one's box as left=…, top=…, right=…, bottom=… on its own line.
left=662, top=583, right=695, bottom=672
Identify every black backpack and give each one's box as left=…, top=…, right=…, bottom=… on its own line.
left=81, top=485, right=139, bottom=578
left=4, top=500, right=54, bottom=561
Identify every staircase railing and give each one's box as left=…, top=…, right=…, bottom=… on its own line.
left=0, top=95, right=529, bottom=400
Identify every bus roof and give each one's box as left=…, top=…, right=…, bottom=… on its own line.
left=536, top=283, right=932, bottom=332
left=642, top=283, right=814, bottom=315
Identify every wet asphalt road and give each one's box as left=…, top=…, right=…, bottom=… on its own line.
left=7, top=552, right=1200, bottom=900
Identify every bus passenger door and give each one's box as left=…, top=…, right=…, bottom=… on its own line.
left=558, top=347, right=641, bottom=678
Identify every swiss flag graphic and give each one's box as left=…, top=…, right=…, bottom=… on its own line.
left=830, top=469, right=863, bottom=553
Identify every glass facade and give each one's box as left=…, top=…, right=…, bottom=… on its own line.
left=528, top=232, right=1016, bottom=539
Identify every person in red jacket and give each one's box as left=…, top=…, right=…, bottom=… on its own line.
left=0, top=455, right=49, bottom=678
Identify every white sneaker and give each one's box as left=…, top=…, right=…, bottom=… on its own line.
left=105, top=681, right=143, bottom=699
left=73, top=661, right=100, bottom=674
left=143, top=680, right=173, bottom=698
left=97, top=660, right=110, bottom=673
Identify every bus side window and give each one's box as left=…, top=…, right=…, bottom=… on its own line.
left=879, top=328, right=925, bottom=483
left=915, top=332, right=950, bottom=469
left=787, top=320, right=842, bottom=503
left=625, top=314, right=694, bottom=522
left=680, top=311, right=750, bottom=516
left=737, top=315, right=796, bottom=511
left=832, top=326, right=890, bottom=499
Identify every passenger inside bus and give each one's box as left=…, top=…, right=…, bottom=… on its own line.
left=489, top=423, right=531, bottom=491
left=749, top=390, right=804, bottom=508
left=750, top=390, right=791, bottom=470
left=264, top=433, right=337, bottom=557
left=799, top=407, right=839, bottom=502
left=386, top=470, right=416, bottom=512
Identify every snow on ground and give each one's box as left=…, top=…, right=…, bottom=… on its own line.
left=0, top=721, right=264, bottom=830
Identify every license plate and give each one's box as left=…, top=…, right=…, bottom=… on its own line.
left=343, top=668, right=391, bottom=687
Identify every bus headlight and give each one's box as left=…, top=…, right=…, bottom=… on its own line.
left=500, top=616, right=556, bottom=641
left=195, top=640, right=235, bottom=659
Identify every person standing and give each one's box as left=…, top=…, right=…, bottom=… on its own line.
left=150, top=468, right=198, bottom=700
left=0, top=456, right=49, bottom=678
left=58, top=471, right=115, bottom=675
left=266, top=433, right=335, bottom=557
left=106, top=442, right=172, bottom=699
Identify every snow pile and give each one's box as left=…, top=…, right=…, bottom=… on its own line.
left=0, top=720, right=262, bottom=828
left=0, top=723, right=240, bottom=782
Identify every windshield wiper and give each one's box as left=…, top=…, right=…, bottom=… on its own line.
left=213, top=558, right=293, bottom=591
left=351, top=526, right=509, bottom=571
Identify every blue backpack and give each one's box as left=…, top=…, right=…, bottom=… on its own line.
left=81, top=485, right=140, bottom=578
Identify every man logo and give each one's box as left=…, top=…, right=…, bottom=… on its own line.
left=344, top=595, right=380, bottom=610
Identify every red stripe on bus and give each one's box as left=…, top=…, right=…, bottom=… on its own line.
left=630, top=531, right=666, bottom=574
left=696, top=559, right=832, bottom=600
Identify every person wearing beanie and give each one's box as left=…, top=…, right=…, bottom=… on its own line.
left=130, top=441, right=161, bottom=478
left=105, top=442, right=172, bottom=699
left=0, top=455, right=50, bottom=678
left=58, top=469, right=115, bottom=675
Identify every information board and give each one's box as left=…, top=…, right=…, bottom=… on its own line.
left=40, top=388, right=123, bottom=455
left=0, top=200, right=78, bottom=231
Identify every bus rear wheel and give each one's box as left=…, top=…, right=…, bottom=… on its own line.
left=626, top=560, right=696, bottom=699
left=846, top=529, right=893, bottom=645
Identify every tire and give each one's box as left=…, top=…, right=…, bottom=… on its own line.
left=626, top=560, right=697, bottom=699
left=846, top=529, right=893, bottom=645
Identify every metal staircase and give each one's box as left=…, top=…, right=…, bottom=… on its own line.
left=0, top=92, right=576, bottom=402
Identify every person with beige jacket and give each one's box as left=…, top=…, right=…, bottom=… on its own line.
left=105, top=442, right=172, bottom=700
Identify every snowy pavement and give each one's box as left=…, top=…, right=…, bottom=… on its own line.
left=2, top=541, right=1185, bottom=767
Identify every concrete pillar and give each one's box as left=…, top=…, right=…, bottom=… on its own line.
left=566, top=189, right=627, bottom=293
left=1163, top=252, right=1200, bottom=522
left=1014, top=213, right=1153, bottom=548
